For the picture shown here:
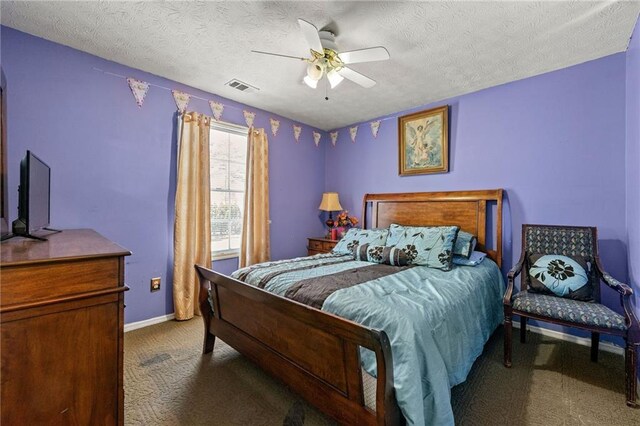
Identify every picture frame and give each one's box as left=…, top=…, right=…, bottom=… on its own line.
left=0, top=69, right=8, bottom=238
left=398, top=105, right=449, bottom=176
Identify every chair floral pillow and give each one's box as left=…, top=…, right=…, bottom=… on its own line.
left=386, top=224, right=459, bottom=270
left=527, top=254, right=593, bottom=301
left=332, top=228, right=389, bottom=255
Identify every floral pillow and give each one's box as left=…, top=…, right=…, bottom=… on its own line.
left=453, top=231, right=477, bottom=258
left=354, top=243, right=409, bottom=266
left=332, top=228, right=389, bottom=255
left=386, top=224, right=459, bottom=270
left=528, top=254, right=592, bottom=301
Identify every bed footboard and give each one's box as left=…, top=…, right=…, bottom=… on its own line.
left=195, top=264, right=403, bottom=426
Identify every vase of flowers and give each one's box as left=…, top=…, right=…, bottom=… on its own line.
left=335, top=211, right=359, bottom=238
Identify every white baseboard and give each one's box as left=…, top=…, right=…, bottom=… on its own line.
left=124, top=313, right=175, bottom=332
left=513, top=321, right=625, bottom=356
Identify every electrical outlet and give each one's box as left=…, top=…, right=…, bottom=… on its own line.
left=150, top=277, right=161, bottom=292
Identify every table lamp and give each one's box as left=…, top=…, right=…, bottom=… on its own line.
left=318, top=192, right=342, bottom=229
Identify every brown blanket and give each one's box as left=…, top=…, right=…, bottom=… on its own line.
left=284, top=263, right=413, bottom=309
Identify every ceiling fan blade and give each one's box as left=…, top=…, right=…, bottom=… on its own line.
left=251, top=50, right=306, bottom=61
left=297, top=18, right=324, bottom=56
left=338, top=47, right=390, bottom=64
left=337, top=67, right=376, bottom=88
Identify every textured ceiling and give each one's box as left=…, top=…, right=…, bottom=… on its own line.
left=2, top=1, right=639, bottom=130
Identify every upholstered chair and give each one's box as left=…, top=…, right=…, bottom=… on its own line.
left=503, top=224, right=639, bottom=407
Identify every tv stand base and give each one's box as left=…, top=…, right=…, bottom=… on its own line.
left=1, top=228, right=62, bottom=242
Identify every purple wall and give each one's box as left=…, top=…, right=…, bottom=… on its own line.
left=1, top=27, right=326, bottom=323
left=2, top=23, right=637, bottom=342
left=627, top=16, right=640, bottom=321
left=325, top=53, right=629, bottom=342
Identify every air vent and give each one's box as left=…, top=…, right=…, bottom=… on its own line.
left=225, top=79, right=259, bottom=93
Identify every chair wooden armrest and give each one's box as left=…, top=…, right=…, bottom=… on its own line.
left=594, top=257, right=633, bottom=296
left=504, top=251, right=526, bottom=305
left=593, top=257, right=639, bottom=340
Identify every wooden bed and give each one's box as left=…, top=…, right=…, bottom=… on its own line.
left=195, top=189, right=503, bottom=425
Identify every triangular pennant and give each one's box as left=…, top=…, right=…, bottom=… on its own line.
left=370, top=120, right=381, bottom=138
left=313, top=131, right=322, bottom=147
left=330, top=131, right=338, bottom=147
left=243, top=110, right=256, bottom=127
left=172, top=90, right=191, bottom=113
left=349, top=126, right=358, bottom=143
left=270, top=118, right=280, bottom=137
left=126, top=77, right=149, bottom=108
left=293, top=125, right=302, bottom=142
left=209, top=101, right=224, bottom=121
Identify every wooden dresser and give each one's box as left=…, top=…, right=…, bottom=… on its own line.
left=1, top=229, right=130, bottom=425
left=307, top=237, right=338, bottom=256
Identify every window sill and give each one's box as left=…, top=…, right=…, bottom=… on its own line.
left=212, top=251, right=240, bottom=262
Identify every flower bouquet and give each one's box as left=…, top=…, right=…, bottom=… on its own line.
left=332, top=211, right=359, bottom=239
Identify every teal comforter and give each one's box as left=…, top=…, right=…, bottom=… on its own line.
left=231, top=254, right=504, bottom=425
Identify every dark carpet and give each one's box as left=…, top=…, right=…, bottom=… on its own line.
left=124, top=319, right=638, bottom=425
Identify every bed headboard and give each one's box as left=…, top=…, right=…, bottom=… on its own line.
left=362, top=189, right=504, bottom=267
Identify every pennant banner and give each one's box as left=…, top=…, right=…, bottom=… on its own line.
left=330, top=131, right=338, bottom=147
left=370, top=120, right=381, bottom=138
left=349, top=126, right=358, bottom=143
left=209, top=101, right=224, bottom=121
left=127, top=77, right=149, bottom=108
left=313, top=131, right=322, bottom=147
left=270, top=118, right=280, bottom=137
left=243, top=110, right=256, bottom=127
left=293, top=125, right=302, bottom=142
left=172, top=90, right=191, bottom=113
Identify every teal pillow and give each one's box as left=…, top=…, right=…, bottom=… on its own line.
left=354, top=244, right=409, bottom=266
left=332, top=228, right=389, bottom=255
left=453, top=231, right=477, bottom=258
left=387, top=224, right=459, bottom=270
left=528, top=254, right=592, bottom=301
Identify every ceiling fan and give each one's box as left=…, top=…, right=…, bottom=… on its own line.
left=252, top=19, right=390, bottom=90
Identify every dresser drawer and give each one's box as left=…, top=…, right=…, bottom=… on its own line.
left=309, top=240, right=324, bottom=250
left=322, top=241, right=336, bottom=251
left=1, top=257, right=120, bottom=308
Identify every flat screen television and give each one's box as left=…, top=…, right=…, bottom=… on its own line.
left=10, top=150, right=54, bottom=240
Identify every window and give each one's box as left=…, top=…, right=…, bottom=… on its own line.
left=210, top=122, right=248, bottom=259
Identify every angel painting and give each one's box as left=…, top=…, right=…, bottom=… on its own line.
left=398, top=106, right=449, bottom=175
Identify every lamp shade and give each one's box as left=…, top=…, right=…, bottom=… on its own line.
left=327, top=69, right=344, bottom=89
left=307, top=61, right=325, bottom=81
left=303, top=75, right=318, bottom=89
left=318, top=192, right=342, bottom=212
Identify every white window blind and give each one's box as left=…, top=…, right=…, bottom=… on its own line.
left=210, top=122, right=248, bottom=260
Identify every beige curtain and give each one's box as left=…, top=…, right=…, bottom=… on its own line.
left=239, top=128, right=270, bottom=268
left=173, top=112, right=212, bottom=320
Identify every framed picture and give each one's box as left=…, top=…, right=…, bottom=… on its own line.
left=0, top=69, right=8, bottom=238
left=398, top=105, right=449, bottom=176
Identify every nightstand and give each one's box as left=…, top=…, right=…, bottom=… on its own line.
left=307, top=237, right=338, bottom=256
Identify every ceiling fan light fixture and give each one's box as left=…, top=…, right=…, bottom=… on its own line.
left=303, top=75, right=318, bottom=89
left=306, top=61, right=325, bottom=81
left=327, top=69, right=344, bottom=88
